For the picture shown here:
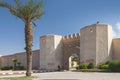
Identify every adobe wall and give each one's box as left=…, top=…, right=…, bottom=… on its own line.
left=40, top=35, right=63, bottom=70
left=0, top=54, right=15, bottom=67
left=112, top=38, right=120, bottom=60
left=32, top=50, right=40, bottom=69
left=62, top=33, right=80, bottom=70
left=0, top=50, right=40, bottom=69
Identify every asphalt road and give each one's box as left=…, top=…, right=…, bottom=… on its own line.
left=0, top=71, right=120, bottom=80
left=32, top=71, right=120, bottom=80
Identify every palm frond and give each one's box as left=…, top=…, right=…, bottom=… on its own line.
left=0, top=0, right=44, bottom=23
left=0, top=1, right=19, bottom=18
left=31, top=1, right=44, bottom=14
left=31, top=11, right=44, bottom=21
left=14, top=0, right=22, bottom=8
left=30, top=2, right=44, bottom=21
left=26, top=0, right=35, bottom=6
left=0, top=1, right=14, bottom=9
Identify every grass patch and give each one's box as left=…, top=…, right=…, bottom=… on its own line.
left=0, top=76, right=36, bottom=80
left=75, top=69, right=110, bottom=72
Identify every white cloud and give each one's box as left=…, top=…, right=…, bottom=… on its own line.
left=113, top=22, right=120, bottom=38
left=116, top=22, right=120, bottom=31
left=112, top=30, right=117, bottom=38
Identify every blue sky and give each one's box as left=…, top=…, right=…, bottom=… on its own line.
left=0, top=0, right=120, bottom=55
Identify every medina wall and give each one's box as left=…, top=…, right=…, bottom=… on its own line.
left=0, top=55, right=15, bottom=67
left=112, top=38, right=120, bottom=60
left=0, top=50, right=40, bottom=69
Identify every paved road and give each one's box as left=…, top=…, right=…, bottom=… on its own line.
left=0, top=71, right=120, bottom=80
left=32, top=71, right=120, bottom=80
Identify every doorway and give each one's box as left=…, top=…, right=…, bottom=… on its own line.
left=69, top=54, right=79, bottom=70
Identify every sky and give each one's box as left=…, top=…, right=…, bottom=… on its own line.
left=0, top=0, right=120, bottom=55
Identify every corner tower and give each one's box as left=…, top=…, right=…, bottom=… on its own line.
left=80, top=24, right=112, bottom=65
left=40, top=34, right=63, bottom=70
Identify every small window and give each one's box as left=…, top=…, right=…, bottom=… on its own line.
left=90, top=29, right=93, bottom=32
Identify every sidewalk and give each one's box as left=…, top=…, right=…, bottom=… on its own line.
left=0, top=70, right=26, bottom=75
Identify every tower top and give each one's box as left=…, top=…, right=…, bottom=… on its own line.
left=80, top=23, right=112, bottom=31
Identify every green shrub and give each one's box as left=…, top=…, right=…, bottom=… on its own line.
left=99, top=64, right=109, bottom=69
left=109, top=60, right=120, bottom=72
left=0, top=66, right=2, bottom=70
left=1, top=66, right=10, bottom=70
left=9, top=66, right=13, bottom=70
left=76, top=66, right=79, bottom=70
left=87, top=62, right=95, bottom=69
left=17, top=66, right=24, bottom=70
left=79, top=63, right=88, bottom=69
left=105, top=61, right=111, bottom=65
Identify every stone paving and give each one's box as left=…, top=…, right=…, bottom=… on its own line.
left=0, top=71, right=120, bottom=80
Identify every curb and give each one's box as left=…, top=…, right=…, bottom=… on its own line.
left=0, top=71, right=26, bottom=75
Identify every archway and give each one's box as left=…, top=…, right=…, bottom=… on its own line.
left=69, top=54, right=79, bottom=70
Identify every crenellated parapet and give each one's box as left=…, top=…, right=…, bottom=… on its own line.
left=62, top=33, right=80, bottom=42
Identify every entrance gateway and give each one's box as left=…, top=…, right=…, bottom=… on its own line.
left=40, top=24, right=120, bottom=70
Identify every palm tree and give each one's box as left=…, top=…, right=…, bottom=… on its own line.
left=12, top=59, right=17, bottom=70
left=0, top=0, right=44, bottom=76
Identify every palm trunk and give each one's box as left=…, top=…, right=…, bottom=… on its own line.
left=25, top=21, right=33, bottom=76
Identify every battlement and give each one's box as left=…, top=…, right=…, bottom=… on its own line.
left=62, top=33, right=80, bottom=41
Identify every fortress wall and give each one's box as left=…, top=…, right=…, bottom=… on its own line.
left=0, top=50, right=39, bottom=69
left=15, top=52, right=27, bottom=68
left=62, top=33, right=80, bottom=70
left=0, top=55, right=15, bottom=67
left=32, top=50, right=40, bottom=69
left=14, top=50, right=40, bottom=69
left=80, top=25, right=96, bottom=64
left=96, top=24, right=112, bottom=65
left=40, top=35, right=63, bottom=70
left=62, top=33, right=80, bottom=42
left=112, top=39, right=120, bottom=60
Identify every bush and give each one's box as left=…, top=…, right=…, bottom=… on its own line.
left=0, top=66, right=2, bottom=70
left=87, top=62, right=95, bottom=69
left=105, top=61, right=111, bottom=65
left=109, top=60, right=120, bottom=72
left=17, top=66, right=24, bottom=70
left=9, top=66, right=13, bottom=70
left=76, top=66, right=79, bottom=70
left=0, top=66, right=13, bottom=70
left=79, top=63, right=88, bottom=69
left=1, top=66, right=10, bottom=70
left=99, top=64, right=109, bottom=69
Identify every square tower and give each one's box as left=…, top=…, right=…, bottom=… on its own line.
left=40, top=34, right=63, bottom=70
